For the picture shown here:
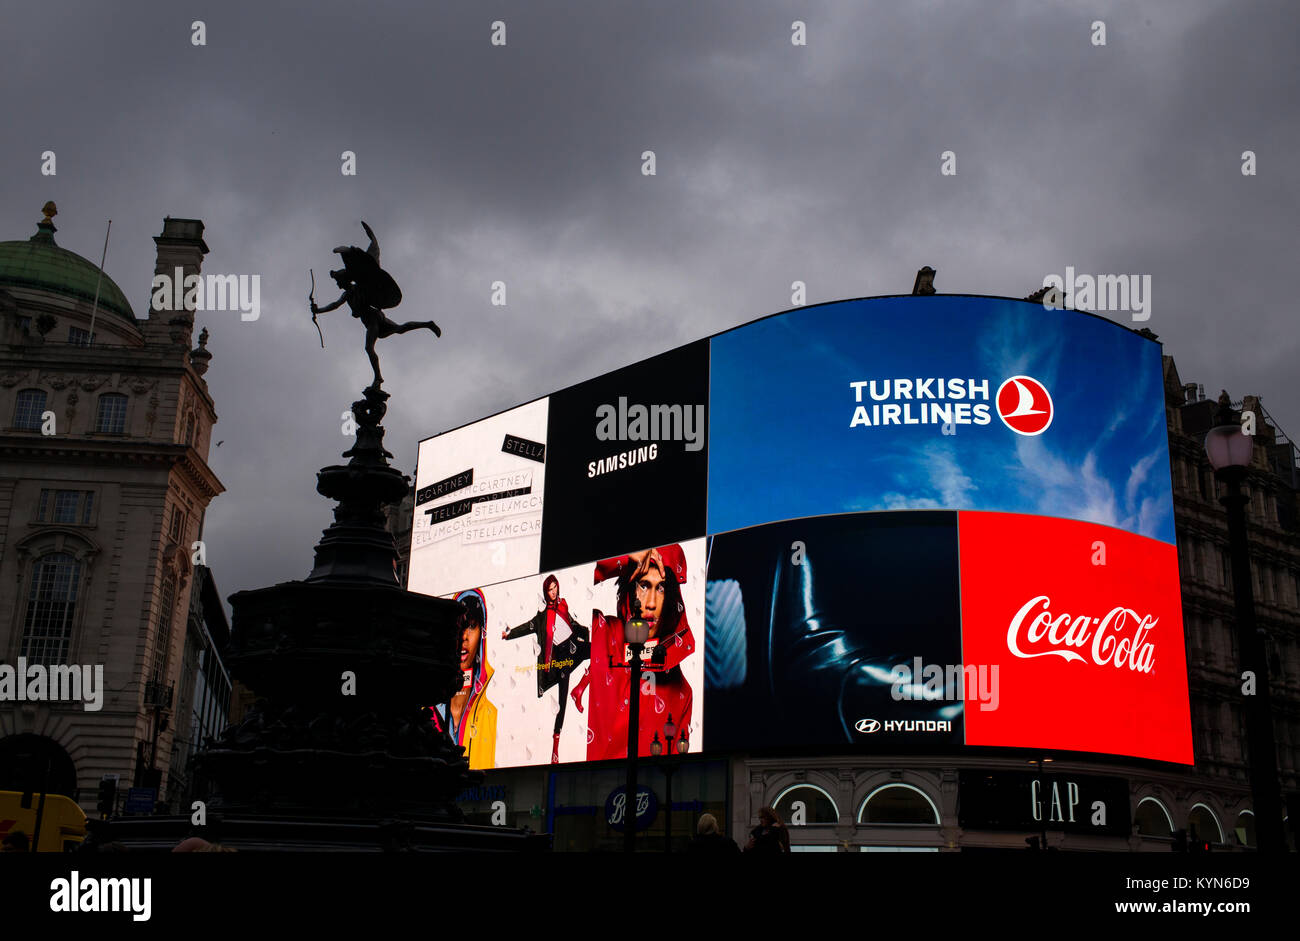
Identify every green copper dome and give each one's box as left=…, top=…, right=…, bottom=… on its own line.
left=0, top=213, right=136, bottom=322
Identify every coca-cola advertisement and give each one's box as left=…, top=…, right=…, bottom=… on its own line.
left=959, top=510, right=1192, bottom=764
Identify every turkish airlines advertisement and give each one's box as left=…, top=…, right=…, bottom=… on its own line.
left=707, top=296, right=1175, bottom=545
left=411, top=295, right=1191, bottom=767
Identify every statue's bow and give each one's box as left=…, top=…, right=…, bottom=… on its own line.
left=309, top=268, right=324, bottom=348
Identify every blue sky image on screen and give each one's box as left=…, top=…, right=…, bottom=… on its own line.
left=706, top=296, right=1176, bottom=545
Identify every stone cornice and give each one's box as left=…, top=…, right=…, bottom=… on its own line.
left=0, top=436, right=224, bottom=500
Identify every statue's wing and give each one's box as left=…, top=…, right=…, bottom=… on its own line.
left=361, top=221, right=379, bottom=263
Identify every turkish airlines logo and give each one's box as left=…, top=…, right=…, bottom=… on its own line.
left=996, top=376, right=1053, bottom=436
left=1006, top=595, right=1157, bottom=672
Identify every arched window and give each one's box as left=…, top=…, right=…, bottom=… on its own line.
left=774, top=784, right=840, bottom=825
left=1135, top=797, right=1174, bottom=837
left=21, top=552, right=82, bottom=665
left=858, top=784, right=940, bottom=825
left=184, top=413, right=196, bottom=446
left=13, top=389, right=47, bottom=431
left=152, top=577, right=178, bottom=684
left=0, top=734, right=79, bottom=799
left=1234, top=811, right=1255, bottom=848
left=95, top=393, right=128, bottom=434
left=1188, top=803, right=1224, bottom=844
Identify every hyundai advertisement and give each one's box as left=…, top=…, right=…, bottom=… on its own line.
left=409, top=295, right=1192, bottom=769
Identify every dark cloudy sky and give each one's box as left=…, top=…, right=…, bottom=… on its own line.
left=4, top=0, right=1297, bottom=606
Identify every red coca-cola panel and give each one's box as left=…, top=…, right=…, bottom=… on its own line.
left=959, top=511, right=1193, bottom=764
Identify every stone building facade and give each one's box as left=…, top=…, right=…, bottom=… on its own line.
left=0, top=204, right=225, bottom=818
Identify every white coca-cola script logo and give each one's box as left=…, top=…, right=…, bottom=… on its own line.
left=1006, top=595, right=1156, bottom=672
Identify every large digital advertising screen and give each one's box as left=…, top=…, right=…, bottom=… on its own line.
left=410, top=295, right=1193, bottom=769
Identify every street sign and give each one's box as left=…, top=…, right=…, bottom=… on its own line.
left=123, top=787, right=156, bottom=815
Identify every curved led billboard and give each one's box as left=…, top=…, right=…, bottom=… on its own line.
left=409, top=295, right=1192, bottom=769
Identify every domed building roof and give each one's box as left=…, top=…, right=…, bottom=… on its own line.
left=0, top=204, right=136, bottom=322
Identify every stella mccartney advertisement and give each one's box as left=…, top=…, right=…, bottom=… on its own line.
left=411, top=295, right=1192, bottom=768
left=409, top=398, right=549, bottom=599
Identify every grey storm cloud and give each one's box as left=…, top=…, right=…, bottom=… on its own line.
left=2, top=0, right=1297, bottom=606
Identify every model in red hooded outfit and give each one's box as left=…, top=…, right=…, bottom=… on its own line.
left=571, top=545, right=694, bottom=761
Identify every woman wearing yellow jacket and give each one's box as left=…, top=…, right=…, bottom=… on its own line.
left=433, top=588, right=498, bottom=770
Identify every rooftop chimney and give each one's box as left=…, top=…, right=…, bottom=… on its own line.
left=148, top=217, right=208, bottom=347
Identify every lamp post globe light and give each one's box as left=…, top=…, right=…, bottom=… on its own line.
left=1204, top=392, right=1286, bottom=853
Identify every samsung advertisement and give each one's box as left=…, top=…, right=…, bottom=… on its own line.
left=409, top=296, right=1192, bottom=769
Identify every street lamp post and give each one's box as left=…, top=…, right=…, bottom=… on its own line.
left=623, top=599, right=651, bottom=853
left=1205, top=394, right=1286, bottom=853
left=663, top=714, right=676, bottom=852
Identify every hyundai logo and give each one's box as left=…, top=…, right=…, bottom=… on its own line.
left=855, top=719, right=881, bottom=734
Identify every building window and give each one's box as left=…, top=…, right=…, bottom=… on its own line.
left=1235, top=811, right=1256, bottom=848
left=20, top=553, right=82, bottom=666
left=1135, top=797, right=1174, bottom=837
left=169, top=506, right=186, bottom=543
left=184, top=414, right=196, bottom=446
left=857, top=784, right=940, bottom=825
left=36, top=489, right=94, bottom=524
left=95, top=393, right=127, bottom=434
left=68, top=326, right=93, bottom=347
left=1188, top=804, right=1223, bottom=844
left=773, top=784, right=840, bottom=825
left=153, top=577, right=177, bottom=683
left=13, top=389, right=47, bottom=430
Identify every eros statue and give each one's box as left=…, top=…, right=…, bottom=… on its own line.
left=310, top=221, right=441, bottom=390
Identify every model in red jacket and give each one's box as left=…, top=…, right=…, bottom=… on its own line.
left=571, top=545, right=694, bottom=761
left=502, top=574, right=590, bottom=763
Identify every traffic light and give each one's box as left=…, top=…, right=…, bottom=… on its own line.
left=97, top=775, right=117, bottom=818
left=1171, top=828, right=1188, bottom=852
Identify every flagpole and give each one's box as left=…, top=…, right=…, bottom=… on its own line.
left=87, top=220, right=112, bottom=346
